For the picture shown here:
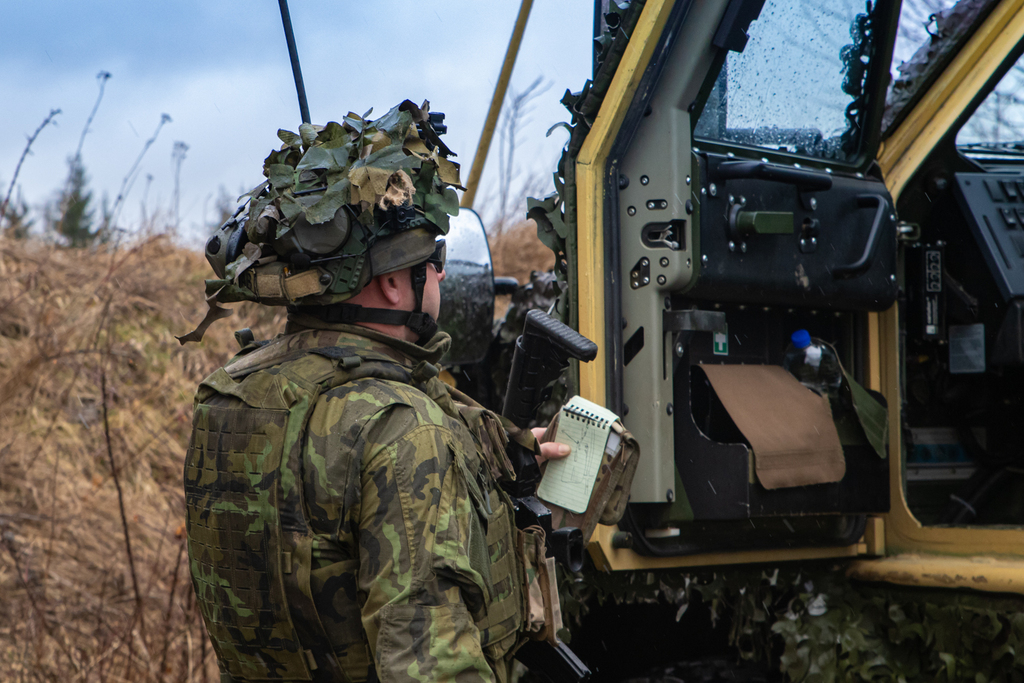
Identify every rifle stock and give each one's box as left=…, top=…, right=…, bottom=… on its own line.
left=503, top=310, right=598, bottom=429
left=502, top=309, right=597, bottom=683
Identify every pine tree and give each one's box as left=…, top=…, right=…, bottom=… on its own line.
left=49, top=157, right=96, bottom=247
left=1, top=187, right=33, bottom=239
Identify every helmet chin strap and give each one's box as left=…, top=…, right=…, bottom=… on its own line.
left=289, top=262, right=438, bottom=345
left=407, top=261, right=438, bottom=345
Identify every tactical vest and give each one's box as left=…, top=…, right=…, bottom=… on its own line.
left=184, top=328, right=524, bottom=682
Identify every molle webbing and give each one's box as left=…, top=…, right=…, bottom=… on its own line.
left=186, top=403, right=316, bottom=680
left=478, top=489, right=523, bottom=660
left=187, top=332, right=522, bottom=680
left=186, top=349, right=357, bottom=682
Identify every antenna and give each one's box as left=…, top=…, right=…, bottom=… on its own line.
left=277, top=0, right=311, bottom=124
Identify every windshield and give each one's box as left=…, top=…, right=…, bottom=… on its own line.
left=694, top=0, right=879, bottom=163
left=955, top=51, right=1024, bottom=160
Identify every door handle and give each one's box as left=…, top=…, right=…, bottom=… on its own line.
left=833, top=194, right=889, bottom=279
left=728, top=208, right=794, bottom=239
left=714, top=160, right=833, bottom=191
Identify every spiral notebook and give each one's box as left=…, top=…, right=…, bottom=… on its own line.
left=538, top=396, right=620, bottom=514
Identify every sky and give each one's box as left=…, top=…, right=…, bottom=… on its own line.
left=0, top=1, right=594, bottom=245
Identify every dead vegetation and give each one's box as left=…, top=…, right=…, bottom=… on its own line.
left=0, top=224, right=553, bottom=681
left=0, top=234, right=283, bottom=682
left=489, top=219, right=555, bottom=285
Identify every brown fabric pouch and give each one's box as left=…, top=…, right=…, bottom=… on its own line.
left=516, top=526, right=563, bottom=646
left=540, top=414, right=640, bottom=544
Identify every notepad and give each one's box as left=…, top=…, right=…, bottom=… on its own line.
left=538, top=396, right=619, bottom=514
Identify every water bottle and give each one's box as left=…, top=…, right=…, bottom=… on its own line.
left=782, top=329, right=843, bottom=398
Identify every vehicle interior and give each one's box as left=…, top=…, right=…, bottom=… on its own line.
left=894, top=34, right=1024, bottom=527
left=597, top=0, right=1024, bottom=557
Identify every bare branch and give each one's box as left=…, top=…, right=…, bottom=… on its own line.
left=105, top=113, right=173, bottom=233
left=101, top=354, right=148, bottom=658
left=1, top=108, right=61, bottom=226
left=172, top=141, right=189, bottom=232
left=74, top=71, right=112, bottom=165
left=53, top=72, right=112, bottom=244
left=496, top=76, right=551, bottom=232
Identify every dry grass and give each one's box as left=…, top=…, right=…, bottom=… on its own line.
left=0, top=234, right=282, bottom=682
left=0, top=223, right=554, bottom=681
left=489, top=219, right=555, bottom=285
left=489, top=219, right=555, bottom=320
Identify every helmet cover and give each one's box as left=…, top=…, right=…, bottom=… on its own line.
left=179, top=100, right=462, bottom=344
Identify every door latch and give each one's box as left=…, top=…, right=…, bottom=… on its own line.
left=727, top=197, right=794, bottom=251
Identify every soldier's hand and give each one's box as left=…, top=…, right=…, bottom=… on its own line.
left=532, top=427, right=570, bottom=465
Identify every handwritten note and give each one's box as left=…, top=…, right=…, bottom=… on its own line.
left=538, top=396, right=619, bottom=514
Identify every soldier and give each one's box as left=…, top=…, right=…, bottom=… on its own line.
left=181, top=101, right=568, bottom=682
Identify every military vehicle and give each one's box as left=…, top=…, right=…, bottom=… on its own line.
left=448, top=0, right=1024, bottom=680
left=217, top=0, right=1024, bottom=678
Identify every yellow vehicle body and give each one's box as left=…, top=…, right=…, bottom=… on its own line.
left=570, top=0, right=1024, bottom=594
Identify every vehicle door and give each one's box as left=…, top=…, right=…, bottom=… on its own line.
left=576, top=0, right=903, bottom=565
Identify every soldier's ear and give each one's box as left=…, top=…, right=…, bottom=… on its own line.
left=376, top=270, right=406, bottom=306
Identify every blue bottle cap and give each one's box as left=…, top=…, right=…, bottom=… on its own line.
left=791, top=329, right=811, bottom=349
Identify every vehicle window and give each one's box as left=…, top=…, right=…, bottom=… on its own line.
left=883, top=0, right=1000, bottom=134
left=694, top=0, right=878, bottom=162
left=889, top=0, right=959, bottom=82
left=956, top=52, right=1024, bottom=155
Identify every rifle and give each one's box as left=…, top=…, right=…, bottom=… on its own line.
left=502, top=309, right=597, bottom=683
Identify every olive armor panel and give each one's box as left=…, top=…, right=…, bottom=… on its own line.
left=184, top=323, right=524, bottom=682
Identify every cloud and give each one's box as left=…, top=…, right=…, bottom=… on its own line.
left=2, top=0, right=592, bottom=243
left=1, top=1, right=281, bottom=76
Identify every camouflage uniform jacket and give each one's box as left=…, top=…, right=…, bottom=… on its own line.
left=185, top=319, right=525, bottom=683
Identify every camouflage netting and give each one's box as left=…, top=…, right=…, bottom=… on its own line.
left=559, top=563, right=1024, bottom=682
left=242, top=100, right=461, bottom=248
left=528, top=0, right=646, bottom=327
left=882, top=0, right=1000, bottom=134
left=180, top=100, right=464, bottom=344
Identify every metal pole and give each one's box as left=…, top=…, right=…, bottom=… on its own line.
left=460, top=0, right=534, bottom=209
left=278, top=0, right=311, bottom=124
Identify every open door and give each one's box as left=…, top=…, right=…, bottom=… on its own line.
left=576, top=0, right=902, bottom=562
left=843, top=0, right=1024, bottom=589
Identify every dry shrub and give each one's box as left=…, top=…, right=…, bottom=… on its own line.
left=487, top=219, right=555, bottom=321
left=0, top=224, right=554, bottom=680
left=488, top=219, right=555, bottom=285
left=0, top=234, right=281, bottom=682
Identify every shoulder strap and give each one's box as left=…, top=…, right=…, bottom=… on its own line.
left=226, top=332, right=359, bottom=379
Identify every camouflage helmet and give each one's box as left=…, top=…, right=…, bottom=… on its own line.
left=179, top=100, right=462, bottom=344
